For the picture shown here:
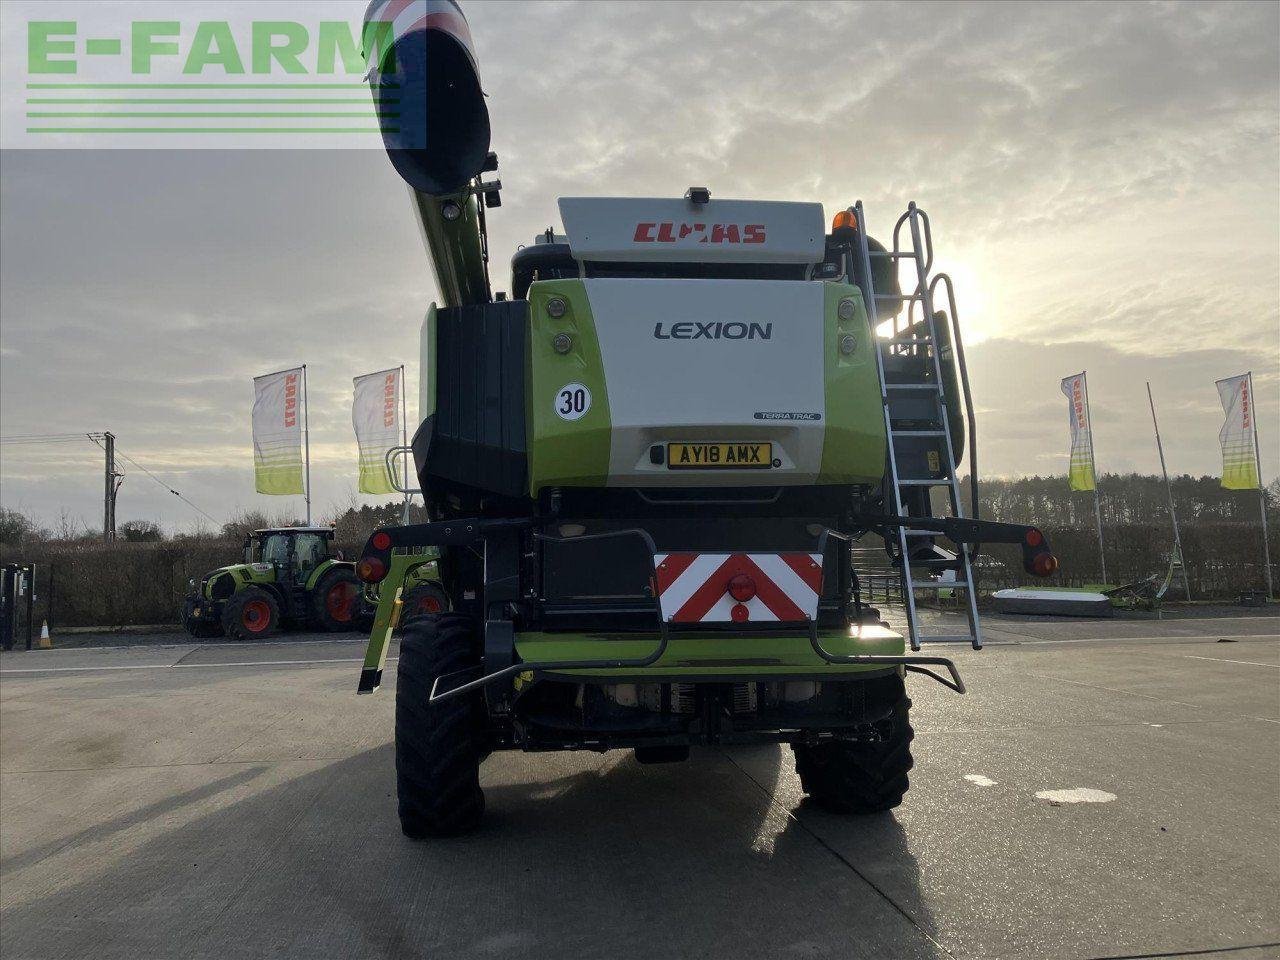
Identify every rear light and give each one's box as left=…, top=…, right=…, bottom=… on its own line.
left=1031, top=553, right=1059, bottom=577
left=728, top=573, right=756, bottom=602
left=357, top=557, right=387, bottom=583
left=1025, top=528, right=1044, bottom=548
left=371, top=531, right=392, bottom=551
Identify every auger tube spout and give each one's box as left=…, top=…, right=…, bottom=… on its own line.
left=364, top=0, right=492, bottom=306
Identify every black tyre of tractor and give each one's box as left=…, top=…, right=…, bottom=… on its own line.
left=313, top=567, right=363, bottom=633
left=793, top=680, right=914, bottom=814
left=221, top=587, right=282, bottom=642
left=398, top=581, right=450, bottom=629
left=183, top=615, right=222, bottom=639
left=395, top=614, right=486, bottom=838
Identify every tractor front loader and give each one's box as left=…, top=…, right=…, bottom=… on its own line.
left=354, top=0, right=1058, bottom=838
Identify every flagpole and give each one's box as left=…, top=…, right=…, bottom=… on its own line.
left=1082, top=372, right=1108, bottom=586
left=302, top=363, right=312, bottom=526
left=400, top=364, right=410, bottom=522
left=1247, top=371, right=1273, bottom=599
left=1146, top=382, right=1190, bottom=599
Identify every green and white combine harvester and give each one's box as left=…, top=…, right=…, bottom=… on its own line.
left=355, top=0, right=1059, bottom=838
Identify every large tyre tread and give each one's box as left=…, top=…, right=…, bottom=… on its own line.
left=395, top=614, right=485, bottom=839
left=313, top=567, right=363, bottom=633
left=794, top=687, right=915, bottom=815
left=221, top=587, right=281, bottom=642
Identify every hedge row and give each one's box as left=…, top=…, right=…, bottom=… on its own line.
left=0, top=539, right=363, bottom=630
left=3, top=515, right=1273, bottom=630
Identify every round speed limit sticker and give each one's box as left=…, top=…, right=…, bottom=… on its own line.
left=554, top=382, right=592, bottom=421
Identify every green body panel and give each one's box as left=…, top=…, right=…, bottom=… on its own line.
left=820, top=283, right=888, bottom=485
left=200, top=562, right=275, bottom=600
left=359, top=551, right=442, bottom=692
left=304, top=558, right=345, bottom=591
left=516, top=625, right=906, bottom=678
left=525, top=279, right=613, bottom=495
left=410, top=190, right=488, bottom=308
left=422, top=303, right=437, bottom=424
left=201, top=557, right=351, bottom=599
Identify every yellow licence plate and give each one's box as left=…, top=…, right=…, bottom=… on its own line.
left=667, top=442, right=773, bottom=470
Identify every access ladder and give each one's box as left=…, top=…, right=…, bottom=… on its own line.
left=848, top=201, right=982, bottom=651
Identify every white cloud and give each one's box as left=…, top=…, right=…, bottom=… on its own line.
left=1, top=0, right=1277, bottom=528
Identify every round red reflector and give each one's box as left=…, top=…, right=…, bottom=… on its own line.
left=731, top=603, right=750, bottom=622
left=1025, top=529, right=1043, bottom=547
left=1031, top=553, right=1059, bottom=577
left=371, top=531, right=392, bottom=551
left=728, top=574, right=756, bottom=602
left=357, top=558, right=386, bottom=582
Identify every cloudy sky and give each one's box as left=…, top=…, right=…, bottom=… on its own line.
left=1, top=0, right=1277, bottom=534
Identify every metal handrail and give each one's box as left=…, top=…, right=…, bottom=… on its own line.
left=384, top=445, right=422, bottom=496
left=929, top=273, right=979, bottom=528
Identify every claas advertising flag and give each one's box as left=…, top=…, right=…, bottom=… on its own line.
left=252, top=368, right=304, bottom=495
left=1216, top=373, right=1260, bottom=490
left=353, top=368, right=402, bottom=494
left=1060, top=372, right=1097, bottom=492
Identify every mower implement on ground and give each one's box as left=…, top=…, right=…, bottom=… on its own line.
left=354, top=0, right=1057, bottom=838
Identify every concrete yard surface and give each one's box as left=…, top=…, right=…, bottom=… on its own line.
left=1, top=615, right=1278, bottom=959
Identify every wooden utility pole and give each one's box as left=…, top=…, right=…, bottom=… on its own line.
left=103, top=431, right=117, bottom=542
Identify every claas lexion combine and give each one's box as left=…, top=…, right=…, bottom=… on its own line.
left=354, top=0, right=1058, bottom=838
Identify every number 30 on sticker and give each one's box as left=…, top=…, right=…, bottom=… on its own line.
left=554, top=383, right=591, bottom=421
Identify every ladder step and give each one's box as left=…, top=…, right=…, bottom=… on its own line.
left=885, top=382, right=941, bottom=391
left=902, top=529, right=944, bottom=537
left=891, top=430, right=946, bottom=438
left=885, top=337, right=934, bottom=346
left=910, top=581, right=969, bottom=590
left=875, top=293, right=922, bottom=301
left=897, top=478, right=947, bottom=486
left=912, top=634, right=979, bottom=645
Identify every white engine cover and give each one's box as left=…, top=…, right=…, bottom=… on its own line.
left=584, top=278, right=827, bottom=486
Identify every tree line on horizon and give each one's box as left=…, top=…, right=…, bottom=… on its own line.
left=1, top=474, right=1275, bottom=548
left=964, top=472, right=1280, bottom=528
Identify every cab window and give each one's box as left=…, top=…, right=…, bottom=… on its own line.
left=259, top=534, right=290, bottom=566
left=293, top=533, right=328, bottom=578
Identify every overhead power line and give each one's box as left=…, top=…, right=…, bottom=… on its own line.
left=3, top=430, right=219, bottom=530
left=0, top=432, right=106, bottom=445
left=106, top=443, right=219, bottom=527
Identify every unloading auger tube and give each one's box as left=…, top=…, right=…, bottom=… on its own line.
left=363, top=0, right=497, bottom=307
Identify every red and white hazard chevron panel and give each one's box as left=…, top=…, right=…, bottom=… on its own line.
left=653, top=553, right=824, bottom=624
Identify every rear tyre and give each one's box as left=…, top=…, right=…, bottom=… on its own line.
left=221, top=587, right=281, bottom=642
left=313, top=567, right=363, bottom=632
left=396, top=614, right=486, bottom=838
left=793, top=682, right=914, bottom=814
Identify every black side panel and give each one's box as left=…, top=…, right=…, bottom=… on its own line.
left=415, top=300, right=529, bottom=499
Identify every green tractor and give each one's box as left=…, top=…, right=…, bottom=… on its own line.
left=183, top=527, right=374, bottom=641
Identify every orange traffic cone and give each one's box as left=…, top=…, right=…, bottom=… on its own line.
left=38, top=620, right=52, bottom=648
